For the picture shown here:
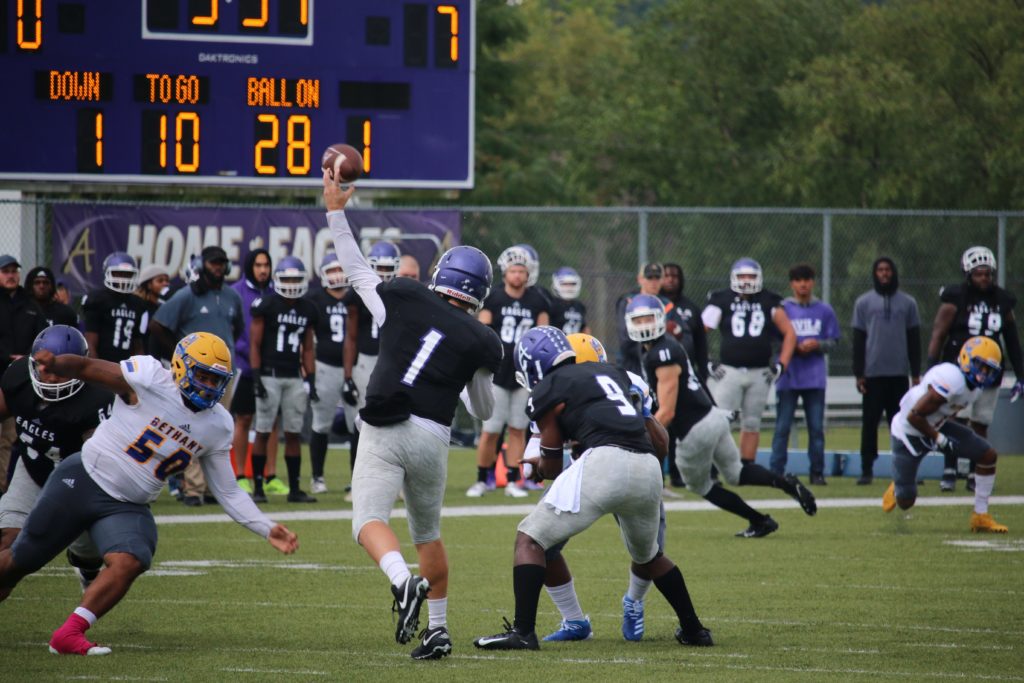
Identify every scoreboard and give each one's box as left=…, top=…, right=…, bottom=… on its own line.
left=0, top=0, right=474, bottom=188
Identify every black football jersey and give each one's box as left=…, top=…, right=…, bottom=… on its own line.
left=482, top=287, right=550, bottom=388
left=343, top=288, right=380, bottom=356
left=1, top=358, right=114, bottom=487
left=550, top=299, right=587, bottom=335
left=704, top=289, right=783, bottom=368
left=643, top=336, right=713, bottom=438
left=939, top=283, right=1017, bottom=364
left=305, top=287, right=348, bottom=366
left=39, top=301, right=79, bottom=328
left=526, top=362, right=654, bottom=454
left=360, top=277, right=502, bottom=427
left=81, top=289, right=149, bottom=363
left=251, top=294, right=317, bottom=375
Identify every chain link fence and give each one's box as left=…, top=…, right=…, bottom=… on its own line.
left=4, top=198, right=1024, bottom=376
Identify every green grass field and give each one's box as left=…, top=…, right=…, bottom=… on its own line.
left=3, top=428, right=1023, bottom=682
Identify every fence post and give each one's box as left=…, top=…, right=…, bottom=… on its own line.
left=637, top=209, right=648, bottom=271
left=822, top=212, right=832, bottom=305
left=998, top=214, right=1007, bottom=289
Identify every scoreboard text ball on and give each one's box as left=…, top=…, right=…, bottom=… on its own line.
left=1, top=0, right=474, bottom=189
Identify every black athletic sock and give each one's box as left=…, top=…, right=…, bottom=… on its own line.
left=477, top=466, right=490, bottom=484
left=507, top=467, right=520, bottom=483
left=252, top=453, right=267, bottom=494
left=654, top=566, right=703, bottom=634
left=349, top=429, right=359, bottom=472
left=512, top=563, right=546, bottom=636
left=739, top=461, right=793, bottom=493
left=310, top=432, right=328, bottom=478
left=703, top=484, right=765, bottom=523
left=943, top=451, right=957, bottom=477
left=285, top=455, right=301, bottom=492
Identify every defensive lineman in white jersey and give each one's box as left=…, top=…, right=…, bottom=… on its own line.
left=0, top=332, right=298, bottom=656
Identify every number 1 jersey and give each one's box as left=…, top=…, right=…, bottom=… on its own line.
left=361, top=277, right=502, bottom=427
left=81, top=355, right=233, bottom=504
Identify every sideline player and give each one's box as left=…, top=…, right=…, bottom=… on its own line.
left=0, top=332, right=298, bottom=655
left=467, top=246, right=549, bottom=498
left=82, top=252, right=147, bottom=362
left=305, top=252, right=349, bottom=494
left=549, top=267, right=589, bottom=335
left=627, top=295, right=816, bottom=538
left=0, top=326, right=113, bottom=590
left=474, top=326, right=712, bottom=651
left=702, top=258, right=796, bottom=462
left=927, top=246, right=1024, bottom=492
left=340, top=242, right=398, bottom=494
left=249, top=256, right=318, bottom=504
left=326, top=174, right=502, bottom=660
left=884, top=336, right=1008, bottom=532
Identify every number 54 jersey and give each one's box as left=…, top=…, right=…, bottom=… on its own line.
left=81, top=355, right=233, bottom=504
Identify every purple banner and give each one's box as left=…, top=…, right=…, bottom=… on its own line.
left=52, top=204, right=461, bottom=295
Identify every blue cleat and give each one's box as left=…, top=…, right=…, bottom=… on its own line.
left=542, top=617, right=593, bottom=642
left=622, top=595, right=645, bottom=641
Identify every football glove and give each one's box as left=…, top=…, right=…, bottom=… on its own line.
left=764, top=362, right=784, bottom=382
left=342, top=378, right=359, bottom=406
left=1011, top=380, right=1024, bottom=403
left=305, top=374, right=319, bottom=402
left=253, top=374, right=268, bottom=399
left=935, top=432, right=957, bottom=455
left=708, top=362, right=726, bottom=381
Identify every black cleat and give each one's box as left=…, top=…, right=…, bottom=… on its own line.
left=392, top=575, right=430, bottom=644
left=809, top=474, right=827, bottom=486
left=966, top=475, right=976, bottom=493
left=286, top=489, right=318, bottom=503
left=856, top=475, right=873, bottom=486
left=411, top=626, right=452, bottom=660
left=736, top=515, right=779, bottom=538
left=676, top=626, right=714, bottom=646
left=785, top=474, right=817, bottom=516
left=474, top=617, right=540, bottom=650
left=250, top=491, right=268, bottom=504
left=182, top=495, right=202, bottom=507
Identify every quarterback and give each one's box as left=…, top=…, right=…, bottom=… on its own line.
left=0, top=332, right=298, bottom=655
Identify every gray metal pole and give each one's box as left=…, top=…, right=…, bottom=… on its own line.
left=638, top=210, right=648, bottom=271
left=822, top=212, right=832, bottom=304
left=998, top=214, right=1007, bottom=288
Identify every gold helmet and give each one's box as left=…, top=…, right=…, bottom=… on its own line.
left=171, top=332, right=233, bottom=409
left=958, top=336, right=1002, bottom=389
left=567, top=333, right=607, bottom=364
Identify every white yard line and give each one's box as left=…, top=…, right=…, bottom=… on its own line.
left=154, top=495, right=1024, bottom=525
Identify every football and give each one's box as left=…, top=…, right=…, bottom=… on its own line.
left=321, top=143, right=363, bottom=185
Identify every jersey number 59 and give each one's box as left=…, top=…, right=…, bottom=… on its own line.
left=125, top=428, right=193, bottom=480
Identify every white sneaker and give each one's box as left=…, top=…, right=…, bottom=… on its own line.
left=310, top=477, right=328, bottom=494
left=466, top=481, right=488, bottom=498
left=662, top=486, right=682, bottom=500
left=504, top=483, right=529, bottom=498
